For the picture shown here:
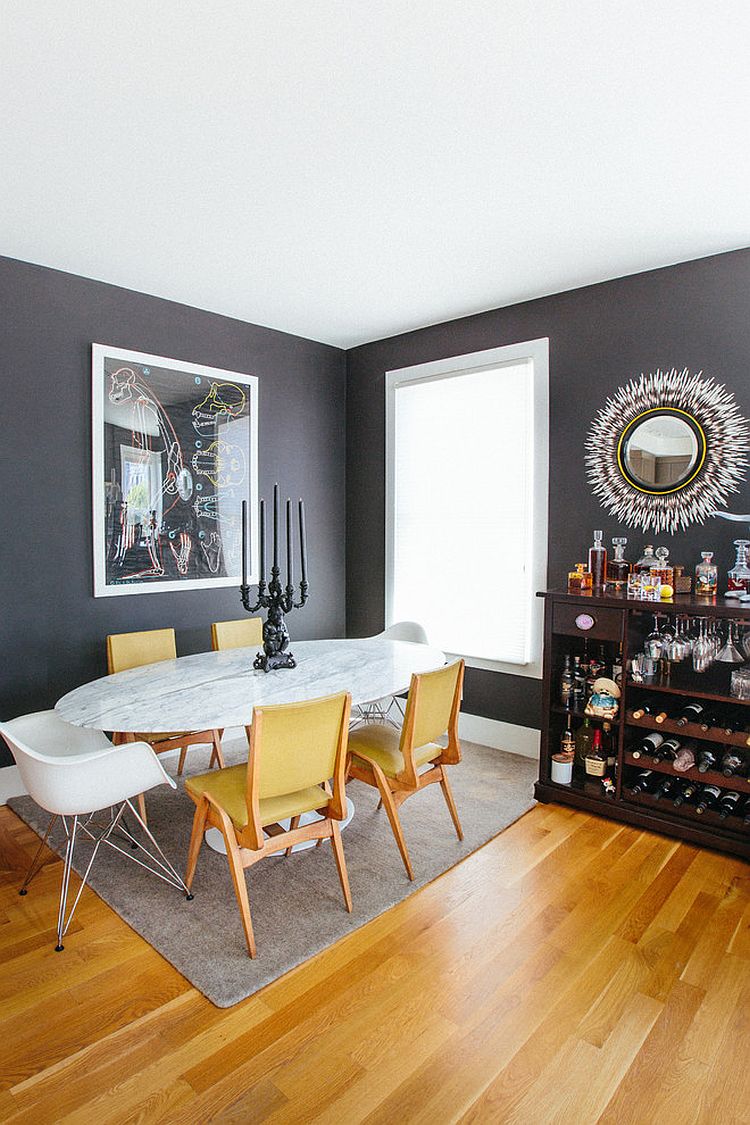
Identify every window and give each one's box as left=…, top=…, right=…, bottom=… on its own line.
left=386, top=338, right=549, bottom=677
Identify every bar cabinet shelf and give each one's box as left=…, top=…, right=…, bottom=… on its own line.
left=535, top=589, right=750, bottom=861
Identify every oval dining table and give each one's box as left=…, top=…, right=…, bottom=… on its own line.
left=56, top=637, right=447, bottom=853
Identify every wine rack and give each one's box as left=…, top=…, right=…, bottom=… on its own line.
left=535, top=589, right=750, bottom=861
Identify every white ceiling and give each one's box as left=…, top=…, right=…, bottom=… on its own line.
left=2, top=2, right=748, bottom=349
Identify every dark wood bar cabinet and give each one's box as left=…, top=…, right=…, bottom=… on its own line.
left=536, top=589, right=750, bottom=861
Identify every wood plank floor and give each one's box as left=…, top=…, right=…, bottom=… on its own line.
left=0, top=801, right=748, bottom=1124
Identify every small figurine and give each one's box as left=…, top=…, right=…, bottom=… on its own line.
left=584, top=676, right=621, bottom=719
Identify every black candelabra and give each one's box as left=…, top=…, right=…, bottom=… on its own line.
left=240, top=483, right=309, bottom=672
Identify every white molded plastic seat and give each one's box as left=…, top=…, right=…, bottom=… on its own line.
left=377, top=621, right=429, bottom=645
left=353, top=621, right=430, bottom=727
left=0, top=710, right=191, bottom=950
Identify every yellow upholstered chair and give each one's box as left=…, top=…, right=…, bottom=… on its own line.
left=347, top=660, right=464, bottom=881
left=106, top=628, right=224, bottom=776
left=184, top=691, right=353, bottom=958
left=211, top=617, right=263, bottom=651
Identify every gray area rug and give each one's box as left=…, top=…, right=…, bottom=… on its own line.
left=9, top=738, right=536, bottom=1007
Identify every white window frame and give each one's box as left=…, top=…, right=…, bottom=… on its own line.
left=385, top=337, right=549, bottom=680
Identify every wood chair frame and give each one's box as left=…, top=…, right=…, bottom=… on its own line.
left=185, top=693, right=353, bottom=958
left=347, top=661, right=465, bottom=881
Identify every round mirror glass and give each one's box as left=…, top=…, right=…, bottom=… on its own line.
left=620, top=411, right=704, bottom=493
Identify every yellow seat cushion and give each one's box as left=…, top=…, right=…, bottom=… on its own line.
left=348, top=723, right=441, bottom=778
left=185, top=763, right=328, bottom=829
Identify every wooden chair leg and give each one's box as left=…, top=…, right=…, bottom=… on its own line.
left=439, top=768, right=463, bottom=841
left=285, top=816, right=301, bottom=857
left=373, top=769, right=414, bottom=881
left=330, top=820, right=352, bottom=912
left=177, top=746, right=189, bottom=776
left=137, top=793, right=148, bottom=826
left=217, top=809, right=257, bottom=958
left=209, top=729, right=225, bottom=770
left=185, top=798, right=209, bottom=889
left=376, top=798, right=383, bottom=811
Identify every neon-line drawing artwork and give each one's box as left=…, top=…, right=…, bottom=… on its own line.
left=92, top=345, right=259, bottom=597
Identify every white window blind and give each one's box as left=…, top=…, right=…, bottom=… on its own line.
left=387, top=348, right=546, bottom=668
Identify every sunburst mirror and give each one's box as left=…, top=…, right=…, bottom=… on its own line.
left=585, top=367, right=750, bottom=534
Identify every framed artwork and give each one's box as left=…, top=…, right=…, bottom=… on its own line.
left=92, top=344, right=258, bottom=597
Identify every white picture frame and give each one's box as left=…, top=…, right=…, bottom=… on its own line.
left=92, top=343, right=259, bottom=597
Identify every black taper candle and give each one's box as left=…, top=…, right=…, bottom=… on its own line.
left=241, top=499, right=248, bottom=586
left=298, top=499, right=307, bottom=583
left=259, top=497, right=265, bottom=579
left=273, top=483, right=279, bottom=570
left=286, top=497, right=293, bottom=586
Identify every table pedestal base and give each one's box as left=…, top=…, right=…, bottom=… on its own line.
left=204, top=795, right=355, bottom=856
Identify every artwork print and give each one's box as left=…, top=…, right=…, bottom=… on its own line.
left=93, top=344, right=258, bottom=596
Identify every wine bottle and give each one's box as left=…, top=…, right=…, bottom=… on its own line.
left=697, top=747, right=719, bottom=774
left=699, top=708, right=723, bottom=732
left=676, top=701, right=705, bottom=727
left=695, top=785, right=722, bottom=815
left=572, top=656, right=586, bottom=708
left=629, top=769, right=655, bottom=794
left=741, top=796, right=750, bottom=826
left=602, top=720, right=616, bottom=769
left=631, top=698, right=668, bottom=723
left=631, top=731, right=664, bottom=760
left=653, top=776, right=678, bottom=800
left=717, top=791, right=742, bottom=819
left=720, top=750, right=745, bottom=778
left=673, top=780, right=699, bottom=807
left=560, top=714, right=575, bottom=757
left=574, top=717, right=593, bottom=775
left=652, top=736, right=681, bottom=764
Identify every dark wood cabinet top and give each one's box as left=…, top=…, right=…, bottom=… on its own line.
left=537, top=588, right=750, bottom=619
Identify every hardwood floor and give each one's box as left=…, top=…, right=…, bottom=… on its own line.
left=0, top=800, right=748, bottom=1124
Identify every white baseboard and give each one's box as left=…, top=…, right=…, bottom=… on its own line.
left=0, top=765, right=27, bottom=805
left=459, top=713, right=540, bottom=759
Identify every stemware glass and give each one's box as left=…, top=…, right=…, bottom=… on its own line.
left=742, top=624, right=750, bottom=660
left=692, top=618, right=712, bottom=673
left=645, top=614, right=665, bottom=660
left=716, top=621, right=745, bottom=663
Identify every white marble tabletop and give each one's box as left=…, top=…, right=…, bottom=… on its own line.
left=55, top=638, right=447, bottom=733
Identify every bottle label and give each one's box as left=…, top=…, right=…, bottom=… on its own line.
left=585, top=756, right=606, bottom=777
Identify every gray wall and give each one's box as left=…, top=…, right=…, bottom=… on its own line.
left=346, top=248, right=750, bottom=731
left=0, top=257, right=347, bottom=766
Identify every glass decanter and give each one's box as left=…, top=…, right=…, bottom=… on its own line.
left=695, top=551, right=718, bottom=596
left=728, top=540, right=750, bottom=593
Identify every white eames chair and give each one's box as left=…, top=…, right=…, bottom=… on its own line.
left=353, top=621, right=430, bottom=728
left=0, top=710, right=192, bottom=951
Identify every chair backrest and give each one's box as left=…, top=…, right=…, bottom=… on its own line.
left=379, top=620, right=429, bottom=644
left=0, top=710, right=171, bottom=815
left=398, top=660, right=464, bottom=786
left=107, top=628, right=177, bottom=674
left=211, top=617, right=263, bottom=651
left=243, top=692, right=351, bottom=847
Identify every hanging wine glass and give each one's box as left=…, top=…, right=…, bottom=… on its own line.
left=667, top=617, right=688, bottom=663
left=742, top=624, right=750, bottom=660
left=717, top=621, right=745, bottom=663
left=692, top=618, right=711, bottom=673
left=645, top=614, right=665, bottom=660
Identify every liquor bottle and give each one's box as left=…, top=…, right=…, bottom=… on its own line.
left=727, top=539, right=750, bottom=593
left=631, top=731, right=664, bottom=760
left=566, top=562, right=593, bottom=592
left=653, top=776, right=678, bottom=801
left=635, top=545, right=657, bottom=575
left=602, top=720, right=616, bottom=770
left=572, top=656, right=586, bottom=708
left=695, top=551, right=718, bottom=596
left=584, top=728, right=607, bottom=778
left=695, top=785, right=722, bottom=814
left=588, top=530, right=608, bottom=591
left=574, top=717, right=593, bottom=774
left=720, top=750, right=745, bottom=778
left=629, top=769, right=655, bottom=794
left=560, top=654, right=574, bottom=708
left=673, top=780, right=700, bottom=807
left=607, top=537, right=630, bottom=591
left=652, top=736, right=681, bottom=763
left=717, top=791, right=742, bottom=819
left=676, top=701, right=705, bottom=727
left=611, top=644, right=624, bottom=686
left=560, top=714, right=576, bottom=757
left=697, top=747, right=719, bottom=774
left=653, top=546, right=674, bottom=589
